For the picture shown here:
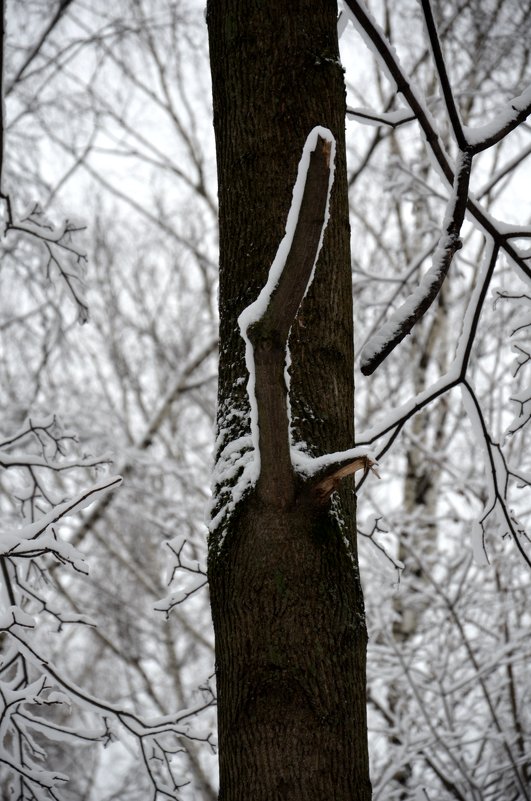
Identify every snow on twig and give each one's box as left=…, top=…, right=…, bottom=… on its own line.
left=463, top=83, right=531, bottom=152
left=0, top=624, right=215, bottom=799
left=0, top=478, right=122, bottom=587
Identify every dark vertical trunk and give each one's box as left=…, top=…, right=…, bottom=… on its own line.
left=207, top=2, right=371, bottom=799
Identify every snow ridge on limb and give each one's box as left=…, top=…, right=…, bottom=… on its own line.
left=360, top=149, right=472, bottom=375
left=1, top=624, right=215, bottom=799
left=0, top=476, right=122, bottom=572
left=463, top=82, right=531, bottom=152
left=236, top=126, right=336, bottom=508
left=231, top=127, right=382, bottom=511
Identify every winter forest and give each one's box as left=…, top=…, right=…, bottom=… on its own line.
left=1, top=0, right=531, bottom=799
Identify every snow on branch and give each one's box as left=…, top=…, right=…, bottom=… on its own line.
left=0, top=414, right=112, bottom=534
left=0, top=476, right=122, bottom=571
left=237, top=126, right=336, bottom=508
left=305, top=242, right=508, bottom=522
left=341, top=0, right=531, bottom=564
left=360, top=149, right=472, bottom=375
left=0, top=420, right=213, bottom=797
left=463, top=83, right=531, bottom=153
left=359, top=241, right=498, bottom=438
left=289, top=238, right=503, bottom=508
left=345, top=0, right=531, bottom=378
left=0, top=414, right=125, bottom=798
left=0, top=14, right=216, bottom=797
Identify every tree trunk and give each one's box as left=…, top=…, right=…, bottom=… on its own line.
left=207, top=2, right=371, bottom=799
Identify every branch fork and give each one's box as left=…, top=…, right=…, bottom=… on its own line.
left=239, top=127, right=339, bottom=508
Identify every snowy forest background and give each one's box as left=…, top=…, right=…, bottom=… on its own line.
left=1, top=0, right=531, bottom=799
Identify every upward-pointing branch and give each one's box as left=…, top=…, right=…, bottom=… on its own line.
left=239, top=128, right=335, bottom=508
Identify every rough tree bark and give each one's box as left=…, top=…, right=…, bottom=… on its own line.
left=207, top=2, right=371, bottom=799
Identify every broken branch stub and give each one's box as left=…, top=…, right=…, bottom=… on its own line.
left=314, top=455, right=380, bottom=503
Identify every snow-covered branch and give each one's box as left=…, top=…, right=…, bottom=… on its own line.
left=360, top=149, right=472, bottom=375
left=0, top=476, right=120, bottom=798
left=0, top=412, right=213, bottom=798
left=463, top=83, right=531, bottom=153
left=0, top=476, right=122, bottom=569
left=1, top=624, right=215, bottom=800
left=302, top=240, right=499, bottom=471
left=238, top=127, right=336, bottom=508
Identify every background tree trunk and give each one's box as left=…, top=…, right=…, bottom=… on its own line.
left=207, top=2, right=371, bottom=800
